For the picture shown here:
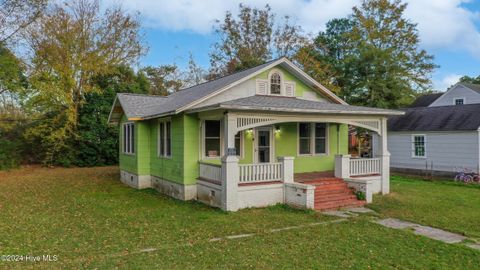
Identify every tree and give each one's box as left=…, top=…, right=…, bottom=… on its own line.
left=25, top=0, right=145, bottom=165
left=0, top=0, right=48, bottom=43
left=459, top=75, right=480, bottom=85
left=74, top=66, right=149, bottom=167
left=182, top=53, right=206, bottom=88
left=296, top=0, right=436, bottom=108
left=209, top=4, right=305, bottom=77
left=141, top=65, right=183, bottom=96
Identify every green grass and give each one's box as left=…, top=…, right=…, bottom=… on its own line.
left=369, top=175, right=480, bottom=239
left=0, top=167, right=479, bottom=269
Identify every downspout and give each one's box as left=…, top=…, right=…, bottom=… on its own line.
left=478, top=127, right=480, bottom=174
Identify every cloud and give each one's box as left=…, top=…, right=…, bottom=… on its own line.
left=108, top=0, right=480, bottom=57
left=435, top=73, right=462, bottom=90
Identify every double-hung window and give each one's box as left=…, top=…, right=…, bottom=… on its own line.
left=158, top=120, right=171, bottom=157
left=412, top=135, right=426, bottom=158
left=123, top=122, right=135, bottom=154
left=298, top=123, right=327, bottom=155
left=204, top=120, right=221, bottom=157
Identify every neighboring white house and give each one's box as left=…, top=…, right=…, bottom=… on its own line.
left=388, top=83, right=480, bottom=176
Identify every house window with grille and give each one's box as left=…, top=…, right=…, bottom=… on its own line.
left=412, top=135, right=426, bottom=158
left=158, top=120, right=171, bottom=157
left=270, top=72, right=281, bottom=95
left=454, top=98, right=464, bottom=105
left=123, top=122, right=135, bottom=154
left=299, top=123, right=328, bottom=155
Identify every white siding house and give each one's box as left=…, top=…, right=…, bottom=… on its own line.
left=388, top=83, right=480, bottom=176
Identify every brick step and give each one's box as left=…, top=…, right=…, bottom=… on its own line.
left=315, top=194, right=357, bottom=203
left=315, top=200, right=365, bottom=211
left=314, top=187, right=353, bottom=195
left=313, top=183, right=348, bottom=190
left=308, top=179, right=345, bottom=185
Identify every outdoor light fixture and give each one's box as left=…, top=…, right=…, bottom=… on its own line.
left=275, top=125, right=281, bottom=133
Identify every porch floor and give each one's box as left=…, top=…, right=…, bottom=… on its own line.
left=294, top=171, right=336, bottom=183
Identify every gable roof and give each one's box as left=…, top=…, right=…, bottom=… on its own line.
left=409, top=93, right=443, bottom=108
left=193, top=95, right=402, bottom=116
left=108, top=57, right=348, bottom=122
left=388, top=103, right=480, bottom=132
left=460, top=82, right=480, bottom=94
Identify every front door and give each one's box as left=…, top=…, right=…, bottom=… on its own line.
left=255, top=127, right=273, bottom=163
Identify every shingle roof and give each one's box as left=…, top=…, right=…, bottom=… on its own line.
left=388, top=103, right=480, bottom=131
left=461, top=82, right=480, bottom=94
left=198, top=95, right=402, bottom=115
left=409, top=93, right=443, bottom=108
left=115, top=59, right=281, bottom=119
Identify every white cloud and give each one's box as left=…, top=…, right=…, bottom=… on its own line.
left=435, top=73, right=462, bottom=90
left=108, top=0, right=480, bottom=57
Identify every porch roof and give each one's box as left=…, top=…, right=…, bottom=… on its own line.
left=191, top=95, right=403, bottom=116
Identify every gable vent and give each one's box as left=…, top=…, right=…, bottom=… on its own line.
left=256, top=79, right=268, bottom=95
left=285, top=82, right=296, bottom=97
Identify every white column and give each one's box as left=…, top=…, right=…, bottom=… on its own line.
left=378, top=117, right=390, bottom=194
left=334, top=154, right=351, bottom=178
left=221, top=113, right=239, bottom=211
left=278, top=156, right=295, bottom=183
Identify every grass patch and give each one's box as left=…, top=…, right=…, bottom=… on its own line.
left=0, top=167, right=479, bottom=268
left=369, top=175, right=480, bottom=239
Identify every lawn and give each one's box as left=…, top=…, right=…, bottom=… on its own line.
left=370, top=175, right=480, bottom=239
left=0, top=167, right=479, bottom=269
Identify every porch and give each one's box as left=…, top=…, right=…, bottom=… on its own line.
left=194, top=109, right=392, bottom=211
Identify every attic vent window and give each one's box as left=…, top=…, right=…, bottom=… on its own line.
left=270, top=72, right=281, bottom=95
left=454, top=98, right=464, bottom=105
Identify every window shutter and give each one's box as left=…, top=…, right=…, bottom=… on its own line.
left=285, top=81, right=296, bottom=97
left=256, top=79, right=268, bottom=95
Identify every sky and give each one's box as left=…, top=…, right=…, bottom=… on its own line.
left=106, top=0, right=480, bottom=92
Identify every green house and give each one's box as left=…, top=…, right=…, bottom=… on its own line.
left=108, top=58, right=402, bottom=211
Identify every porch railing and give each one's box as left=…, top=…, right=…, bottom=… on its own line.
left=239, top=162, right=283, bottom=183
left=199, top=162, right=222, bottom=182
left=349, top=158, right=381, bottom=176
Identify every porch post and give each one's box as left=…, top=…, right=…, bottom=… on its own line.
left=379, top=117, right=390, bottom=194
left=334, top=154, right=351, bottom=179
left=278, top=156, right=295, bottom=183
left=221, top=113, right=239, bottom=211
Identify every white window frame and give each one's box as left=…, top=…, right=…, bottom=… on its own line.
left=122, top=122, right=135, bottom=155
left=200, top=120, right=244, bottom=159
left=268, top=69, right=285, bottom=96
left=453, top=97, right=465, bottom=105
left=158, top=118, right=172, bottom=158
left=411, top=134, right=426, bottom=158
left=297, top=123, right=329, bottom=156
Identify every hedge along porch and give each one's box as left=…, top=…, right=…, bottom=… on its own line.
left=109, top=57, right=403, bottom=211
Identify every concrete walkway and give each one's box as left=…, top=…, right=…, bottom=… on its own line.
left=322, top=207, right=479, bottom=251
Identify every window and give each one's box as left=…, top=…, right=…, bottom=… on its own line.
left=454, top=98, right=464, bottom=105
left=412, top=135, right=426, bottom=158
left=299, top=123, right=328, bottom=155
left=270, top=72, right=281, bottom=95
left=235, top=132, right=242, bottom=157
left=314, top=123, right=327, bottom=154
left=204, top=120, right=221, bottom=157
left=158, top=120, right=172, bottom=157
left=123, top=122, right=135, bottom=154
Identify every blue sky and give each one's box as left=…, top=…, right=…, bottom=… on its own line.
left=111, top=0, right=480, bottom=92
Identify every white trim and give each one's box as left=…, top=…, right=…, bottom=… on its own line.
left=254, top=126, right=275, bottom=163
left=122, top=122, right=135, bottom=155
left=267, top=68, right=285, bottom=96
left=453, top=97, right=465, bottom=105
left=297, top=122, right=329, bottom=156
left=157, top=118, right=172, bottom=158
left=176, top=57, right=347, bottom=113
left=107, top=96, right=119, bottom=124
left=411, top=134, right=426, bottom=158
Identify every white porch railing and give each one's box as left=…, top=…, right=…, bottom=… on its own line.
left=349, top=158, right=381, bottom=176
left=239, top=162, right=283, bottom=183
left=199, top=162, right=222, bottom=182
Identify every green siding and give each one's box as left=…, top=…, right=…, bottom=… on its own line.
left=183, top=114, right=200, bottom=185
left=255, top=66, right=326, bottom=100
left=149, top=115, right=184, bottom=184
left=118, top=114, right=150, bottom=175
